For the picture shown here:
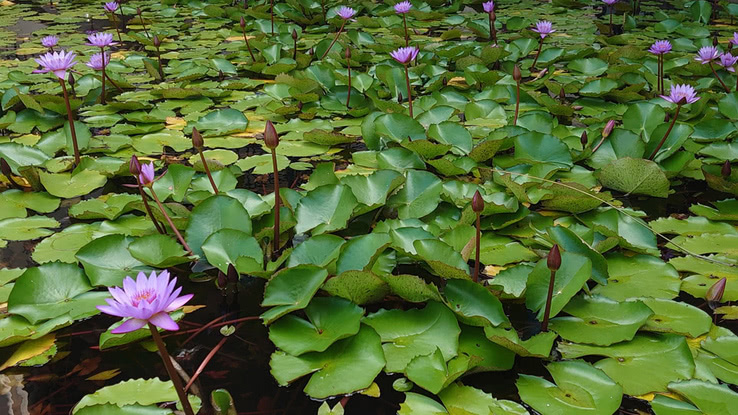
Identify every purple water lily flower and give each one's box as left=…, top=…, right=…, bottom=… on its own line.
left=660, top=84, right=700, bottom=105
left=602, top=0, right=617, bottom=4
left=394, top=0, right=412, bottom=14
left=483, top=0, right=494, bottom=13
left=104, top=1, right=118, bottom=12
left=336, top=6, right=356, bottom=20
left=719, top=53, right=738, bottom=72
left=86, top=52, right=110, bottom=71
left=695, top=46, right=720, bottom=64
left=97, top=270, right=193, bottom=334
left=532, top=20, right=555, bottom=38
left=649, top=40, right=672, bottom=55
left=390, top=46, right=419, bottom=64
left=731, top=32, right=738, bottom=47
left=41, top=35, right=58, bottom=49
left=87, top=32, right=115, bottom=47
left=139, top=162, right=155, bottom=186
left=33, top=50, right=78, bottom=79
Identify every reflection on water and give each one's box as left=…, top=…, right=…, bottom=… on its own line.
left=0, top=374, right=29, bottom=415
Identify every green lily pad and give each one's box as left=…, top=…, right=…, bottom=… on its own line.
left=128, top=234, right=193, bottom=268
left=185, top=195, right=252, bottom=258
left=261, top=265, right=329, bottom=324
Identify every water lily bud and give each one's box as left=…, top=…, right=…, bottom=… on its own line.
left=292, top=28, right=298, bottom=40
left=227, top=263, right=239, bottom=283
left=67, top=72, right=75, bottom=86
left=153, top=35, right=161, bottom=47
left=471, top=190, right=484, bottom=213
left=722, top=160, right=732, bottom=177
left=240, top=16, right=246, bottom=29
left=129, top=154, right=141, bottom=176
left=602, top=120, right=615, bottom=138
left=345, top=46, right=351, bottom=59
left=580, top=131, right=588, bottom=147
left=713, top=35, right=719, bottom=47
left=216, top=269, right=228, bottom=289
left=398, top=92, right=403, bottom=103
left=490, top=10, right=496, bottom=21
left=0, top=158, right=12, bottom=178
left=137, top=6, right=141, bottom=15
left=264, top=120, right=279, bottom=149
left=513, top=65, right=522, bottom=82
left=192, top=127, right=204, bottom=149
left=559, top=87, right=565, bottom=100
left=706, top=277, right=726, bottom=303
left=547, top=244, right=561, bottom=271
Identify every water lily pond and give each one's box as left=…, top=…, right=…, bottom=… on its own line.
left=1, top=0, right=738, bottom=413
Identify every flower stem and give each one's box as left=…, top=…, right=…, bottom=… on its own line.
left=488, top=14, right=496, bottom=44
left=531, top=39, right=544, bottom=69
left=138, top=182, right=166, bottom=234
left=513, top=80, right=520, bottom=126
left=149, top=187, right=192, bottom=254
left=346, top=53, right=351, bottom=108
left=609, top=7, right=613, bottom=33
left=403, top=15, right=409, bottom=46
left=321, top=0, right=326, bottom=22
left=403, top=63, right=414, bottom=117
left=241, top=26, right=257, bottom=61
left=100, top=47, right=106, bottom=105
left=271, top=149, right=281, bottom=255
left=105, top=72, right=124, bottom=92
left=59, top=79, right=80, bottom=165
left=148, top=324, right=195, bottom=415
left=140, top=11, right=150, bottom=39
left=293, top=36, right=298, bottom=60
left=541, top=269, right=556, bottom=331
left=321, top=21, right=346, bottom=59
left=658, top=54, right=663, bottom=94
left=199, top=149, right=219, bottom=194
left=709, top=61, right=731, bottom=93
left=155, top=45, right=164, bottom=79
left=111, top=13, right=122, bottom=42
left=648, top=104, right=680, bottom=161
left=473, top=213, right=481, bottom=283
left=270, top=0, right=275, bottom=35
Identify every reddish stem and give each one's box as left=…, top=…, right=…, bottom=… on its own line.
left=541, top=269, right=556, bottom=331
left=346, top=54, right=351, bottom=108
left=148, top=324, right=195, bottom=415
left=138, top=182, right=166, bottom=234
left=270, top=0, right=275, bottom=35
left=321, top=21, right=346, bottom=59
left=402, top=14, right=409, bottom=46
left=403, top=63, right=414, bottom=117
left=184, top=322, right=244, bottom=392
left=149, top=187, right=192, bottom=254
left=710, top=61, right=731, bottom=92
left=100, top=47, right=106, bottom=104
left=111, top=13, right=122, bottom=42
left=241, top=25, right=256, bottom=61
left=648, top=104, right=680, bottom=161
left=199, top=149, right=219, bottom=194
left=513, top=80, right=520, bottom=126
left=531, top=39, right=543, bottom=69
left=59, top=79, right=80, bottom=165
left=271, top=149, right=281, bottom=254
left=473, top=213, right=481, bottom=282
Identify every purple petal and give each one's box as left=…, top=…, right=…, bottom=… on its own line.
left=165, top=293, right=193, bottom=312
left=111, top=318, right=148, bottom=334
left=149, top=312, right=179, bottom=331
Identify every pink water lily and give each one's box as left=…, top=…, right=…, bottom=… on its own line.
left=41, top=35, right=58, bottom=49
left=390, top=46, right=419, bottom=64
left=648, top=40, right=671, bottom=55
left=33, top=50, right=78, bottom=79
left=87, top=32, right=115, bottom=47
left=104, top=1, right=118, bottom=12
left=394, top=0, right=411, bottom=14
left=532, top=20, right=555, bottom=38
left=97, top=270, right=193, bottom=334
left=719, top=53, right=738, bottom=72
left=695, top=46, right=720, bottom=64
left=336, top=6, right=356, bottom=19
left=86, top=52, right=110, bottom=71
left=139, top=162, right=155, bottom=186
left=660, top=84, right=700, bottom=105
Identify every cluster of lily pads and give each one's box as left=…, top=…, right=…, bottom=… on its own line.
left=1, top=0, right=738, bottom=413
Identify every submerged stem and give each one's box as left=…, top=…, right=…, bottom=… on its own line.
left=148, top=325, right=195, bottom=415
